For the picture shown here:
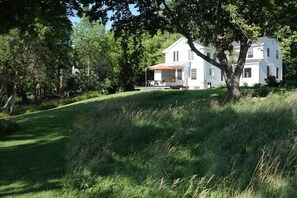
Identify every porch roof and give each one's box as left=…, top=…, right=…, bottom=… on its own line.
left=149, top=65, right=175, bottom=70
left=148, top=61, right=190, bottom=70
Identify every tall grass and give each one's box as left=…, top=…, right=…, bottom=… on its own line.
left=65, top=89, right=297, bottom=197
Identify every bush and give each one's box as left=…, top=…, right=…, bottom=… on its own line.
left=265, top=75, right=279, bottom=87
left=0, top=119, right=19, bottom=137
left=0, top=112, right=10, bottom=119
left=101, top=78, right=118, bottom=94
left=252, top=86, right=270, bottom=97
left=241, top=85, right=271, bottom=98
left=280, top=80, right=297, bottom=88
left=12, top=91, right=102, bottom=116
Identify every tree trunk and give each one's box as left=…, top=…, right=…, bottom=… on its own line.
left=2, top=85, right=17, bottom=114
left=19, top=87, right=28, bottom=103
left=226, top=74, right=241, bottom=97
left=2, top=84, right=8, bottom=109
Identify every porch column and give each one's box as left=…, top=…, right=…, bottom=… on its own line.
left=145, top=69, right=147, bottom=86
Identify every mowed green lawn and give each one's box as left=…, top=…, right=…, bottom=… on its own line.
left=0, top=92, right=139, bottom=198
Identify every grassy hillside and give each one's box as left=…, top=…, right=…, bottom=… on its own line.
left=0, top=92, right=138, bottom=198
left=66, top=89, right=297, bottom=197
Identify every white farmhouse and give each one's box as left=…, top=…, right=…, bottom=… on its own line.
left=147, top=37, right=282, bottom=89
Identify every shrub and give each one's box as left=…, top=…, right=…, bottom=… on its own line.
left=280, top=80, right=297, bottom=88
left=0, top=119, right=19, bottom=137
left=12, top=91, right=102, bottom=116
left=101, top=78, right=118, bottom=94
left=0, top=112, right=10, bottom=119
left=265, top=75, right=279, bottom=87
left=252, top=86, right=270, bottom=97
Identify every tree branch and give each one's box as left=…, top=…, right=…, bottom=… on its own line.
left=160, top=0, right=224, bottom=70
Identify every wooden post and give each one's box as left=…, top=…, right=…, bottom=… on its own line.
left=145, top=69, right=147, bottom=86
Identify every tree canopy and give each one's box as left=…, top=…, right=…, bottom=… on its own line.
left=78, top=0, right=297, bottom=97
left=0, top=0, right=77, bottom=33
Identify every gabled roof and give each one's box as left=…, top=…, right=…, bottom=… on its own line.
left=148, top=61, right=191, bottom=69
left=162, top=36, right=277, bottom=54
left=232, top=37, right=274, bottom=47
left=162, top=37, right=206, bottom=53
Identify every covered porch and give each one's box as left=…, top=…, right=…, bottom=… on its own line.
left=145, top=62, right=190, bottom=87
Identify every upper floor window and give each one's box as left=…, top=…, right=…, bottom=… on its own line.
left=188, top=50, right=194, bottom=60
left=276, top=50, right=279, bottom=59
left=267, top=66, right=270, bottom=77
left=267, top=48, right=270, bottom=57
left=173, top=51, right=179, bottom=62
left=207, top=52, right=211, bottom=58
left=191, top=69, right=197, bottom=80
left=244, top=68, right=252, bottom=78
left=247, top=49, right=253, bottom=58
left=221, top=70, right=224, bottom=81
left=276, top=68, right=279, bottom=79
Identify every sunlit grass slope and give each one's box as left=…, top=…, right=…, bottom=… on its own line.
left=66, top=89, right=297, bottom=198
left=0, top=91, right=138, bottom=198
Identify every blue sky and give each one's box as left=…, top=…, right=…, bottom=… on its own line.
left=69, top=15, right=113, bottom=30
left=69, top=4, right=138, bottom=30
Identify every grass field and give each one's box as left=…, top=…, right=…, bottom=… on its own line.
left=0, top=92, right=138, bottom=197
left=1, top=88, right=296, bottom=197
left=66, top=89, right=297, bottom=197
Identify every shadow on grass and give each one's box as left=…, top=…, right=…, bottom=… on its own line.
left=0, top=94, right=113, bottom=197
left=0, top=139, right=66, bottom=197
left=0, top=88, right=228, bottom=197
left=66, top=92, right=297, bottom=197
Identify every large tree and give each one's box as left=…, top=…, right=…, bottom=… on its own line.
left=77, top=0, right=297, bottom=97
left=71, top=16, right=114, bottom=86
left=0, top=1, right=74, bottom=113
left=0, top=0, right=77, bottom=33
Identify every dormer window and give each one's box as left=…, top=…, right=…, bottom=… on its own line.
left=267, top=48, right=270, bottom=57
left=207, top=52, right=211, bottom=58
left=247, top=49, right=253, bottom=58
left=173, top=51, right=179, bottom=62
left=213, top=54, right=217, bottom=62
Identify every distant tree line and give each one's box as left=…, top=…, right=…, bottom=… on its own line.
left=0, top=1, right=179, bottom=114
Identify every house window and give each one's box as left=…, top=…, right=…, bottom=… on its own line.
left=267, top=48, right=270, bottom=57
left=267, top=66, right=270, bottom=77
left=188, top=50, right=194, bottom=60
left=244, top=68, right=252, bottom=78
left=213, top=53, right=217, bottom=62
left=221, top=70, right=224, bottom=81
left=207, top=52, right=211, bottom=58
left=191, top=69, right=197, bottom=80
left=276, top=68, right=279, bottom=79
left=247, top=49, right=253, bottom=58
left=177, top=69, right=182, bottom=80
left=173, top=51, right=179, bottom=62
left=276, top=50, right=279, bottom=59
left=209, top=68, right=215, bottom=76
